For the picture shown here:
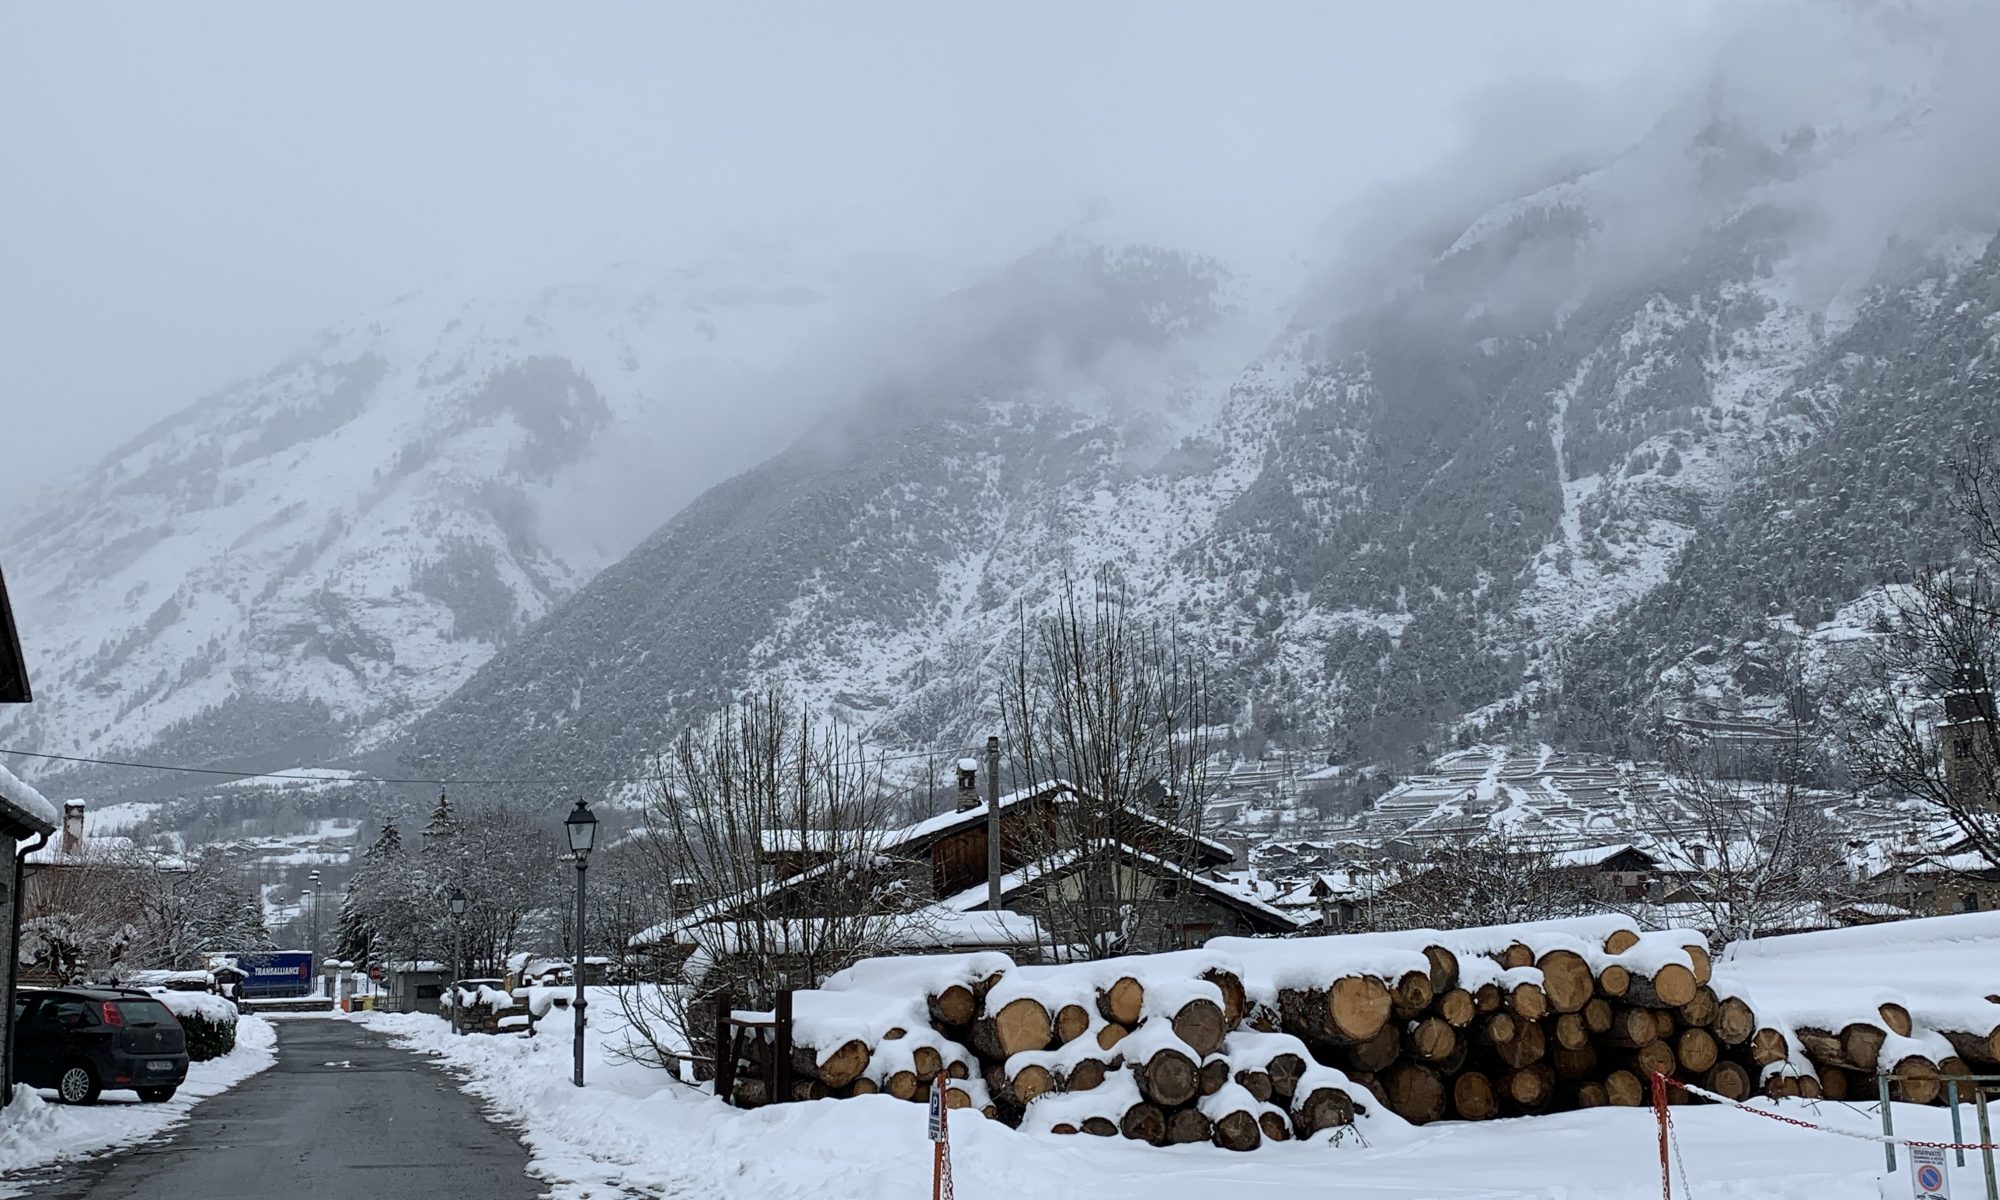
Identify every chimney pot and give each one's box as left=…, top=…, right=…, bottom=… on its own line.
left=955, top=759, right=979, bottom=812
left=62, top=800, right=85, bottom=856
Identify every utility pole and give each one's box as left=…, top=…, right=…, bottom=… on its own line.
left=986, top=736, right=1001, bottom=909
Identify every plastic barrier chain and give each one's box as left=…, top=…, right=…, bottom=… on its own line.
left=1657, top=1075, right=2000, bottom=1151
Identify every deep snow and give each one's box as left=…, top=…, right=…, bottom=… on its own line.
left=361, top=994, right=1992, bottom=1200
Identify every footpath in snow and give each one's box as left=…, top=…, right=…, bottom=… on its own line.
left=364, top=991, right=1995, bottom=1200
left=0, top=1013, right=277, bottom=1195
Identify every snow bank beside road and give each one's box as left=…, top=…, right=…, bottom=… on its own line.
left=0, top=1014, right=276, bottom=1195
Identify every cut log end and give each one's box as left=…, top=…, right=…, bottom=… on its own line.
left=1172, top=998, right=1228, bottom=1058
left=1212, top=1109, right=1262, bottom=1152
left=1536, top=949, right=1594, bottom=1014
left=1166, top=1108, right=1213, bottom=1146
left=930, top=984, right=976, bottom=1027
left=1383, top=1063, right=1447, bottom=1125
left=1139, top=1047, right=1200, bottom=1108
left=1328, top=975, right=1393, bottom=1042
left=1099, top=977, right=1145, bottom=1028
left=994, top=998, right=1055, bottom=1059
left=1294, top=1084, right=1356, bottom=1134
left=1120, top=1102, right=1167, bottom=1145
left=1452, top=1071, right=1498, bottom=1120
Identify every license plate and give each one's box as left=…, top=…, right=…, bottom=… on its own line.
left=147, top=1060, right=175, bottom=1072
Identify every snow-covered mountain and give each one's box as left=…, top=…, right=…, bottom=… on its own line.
left=394, top=62, right=2000, bottom=800
left=0, top=245, right=937, bottom=793
left=14, top=4, right=1999, bottom=824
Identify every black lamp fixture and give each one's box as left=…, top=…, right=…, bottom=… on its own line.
left=564, top=798, right=597, bottom=859
left=449, top=887, right=467, bottom=918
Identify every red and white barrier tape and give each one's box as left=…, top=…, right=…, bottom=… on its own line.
left=1661, top=1076, right=2000, bottom=1151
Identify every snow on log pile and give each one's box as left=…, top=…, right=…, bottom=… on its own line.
left=1716, top=911, right=2000, bottom=1104
left=717, top=913, right=2000, bottom=1150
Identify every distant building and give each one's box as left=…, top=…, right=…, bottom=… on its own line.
left=1940, top=667, right=1997, bottom=812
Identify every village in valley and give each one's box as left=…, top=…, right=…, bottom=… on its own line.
left=3, top=5, right=2000, bottom=1200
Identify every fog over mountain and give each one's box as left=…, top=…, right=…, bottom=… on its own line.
left=5, top=1, right=1997, bottom=838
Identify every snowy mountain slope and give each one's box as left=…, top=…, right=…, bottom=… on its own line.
left=0, top=247, right=933, bottom=793
left=394, top=52, right=2000, bottom=795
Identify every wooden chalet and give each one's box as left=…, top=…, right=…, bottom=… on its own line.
left=639, top=781, right=1298, bottom=966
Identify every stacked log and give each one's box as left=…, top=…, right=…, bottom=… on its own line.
left=718, top=915, right=2000, bottom=1148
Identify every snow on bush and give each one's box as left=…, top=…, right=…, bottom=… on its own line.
left=150, top=989, right=238, bottom=1061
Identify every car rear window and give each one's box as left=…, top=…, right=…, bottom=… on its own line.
left=113, top=1000, right=176, bottom=1025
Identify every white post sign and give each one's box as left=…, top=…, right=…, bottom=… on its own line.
left=1910, top=1144, right=1951, bottom=1200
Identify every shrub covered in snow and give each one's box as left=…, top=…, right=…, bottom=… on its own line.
left=150, top=990, right=238, bottom=1061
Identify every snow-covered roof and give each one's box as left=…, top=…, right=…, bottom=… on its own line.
left=1549, top=842, right=1655, bottom=869
left=934, top=841, right=1301, bottom=932
left=888, top=779, right=1236, bottom=864
left=26, top=833, right=140, bottom=865
left=758, top=828, right=884, bottom=854
left=1272, top=869, right=1382, bottom=907
left=638, top=904, right=1042, bottom=954
left=0, top=762, right=58, bottom=833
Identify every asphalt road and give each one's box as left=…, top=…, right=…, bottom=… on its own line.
left=27, top=1018, right=543, bottom=1200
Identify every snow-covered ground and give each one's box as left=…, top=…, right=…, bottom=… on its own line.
left=362, top=997, right=1991, bottom=1200
left=0, top=1014, right=276, bottom=1195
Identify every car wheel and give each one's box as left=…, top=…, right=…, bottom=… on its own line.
left=57, top=1063, right=100, bottom=1105
left=137, top=1086, right=177, bottom=1103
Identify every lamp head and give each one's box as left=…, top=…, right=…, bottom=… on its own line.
left=565, top=798, right=598, bottom=858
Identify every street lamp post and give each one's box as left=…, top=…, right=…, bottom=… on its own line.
left=564, top=798, right=597, bottom=1088
left=308, top=868, right=322, bottom=983
left=300, top=888, right=316, bottom=994
left=449, top=887, right=467, bottom=1036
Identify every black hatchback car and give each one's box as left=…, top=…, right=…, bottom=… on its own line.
left=13, top=988, right=190, bottom=1104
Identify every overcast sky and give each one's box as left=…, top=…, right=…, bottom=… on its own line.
left=0, top=2, right=1724, bottom=509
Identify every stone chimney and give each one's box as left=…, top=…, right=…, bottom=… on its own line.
left=955, top=758, right=980, bottom=812
left=61, top=799, right=85, bottom=855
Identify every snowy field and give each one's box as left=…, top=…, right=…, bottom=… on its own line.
left=0, top=1013, right=276, bottom=1195
left=363, top=997, right=1991, bottom=1200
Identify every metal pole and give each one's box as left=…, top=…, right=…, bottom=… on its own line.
left=1651, top=1073, right=1671, bottom=1200
left=572, top=857, right=588, bottom=1088
left=1978, top=1088, right=1997, bottom=1200
left=1950, top=1079, right=1965, bottom=1168
left=451, top=919, right=463, bottom=1036
left=1878, top=1073, right=1897, bottom=1172
left=985, top=736, right=1001, bottom=910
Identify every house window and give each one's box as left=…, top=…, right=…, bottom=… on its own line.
left=1175, top=922, right=1215, bottom=949
left=1953, top=736, right=1974, bottom=760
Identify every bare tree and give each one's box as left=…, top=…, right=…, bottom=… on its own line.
left=1647, top=724, right=1852, bottom=943
left=618, top=691, right=912, bottom=1075
left=19, top=843, right=266, bottom=980
left=1841, top=455, right=2000, bottom=868
left=1000, top=569, right=1216, bottom=959
left=1368, top=831, right=1594, bottom=932
left=125, top=847, right=269, bottom=971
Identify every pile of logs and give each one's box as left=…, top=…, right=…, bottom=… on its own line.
left=722, top=918, right=2000, bottom=1151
